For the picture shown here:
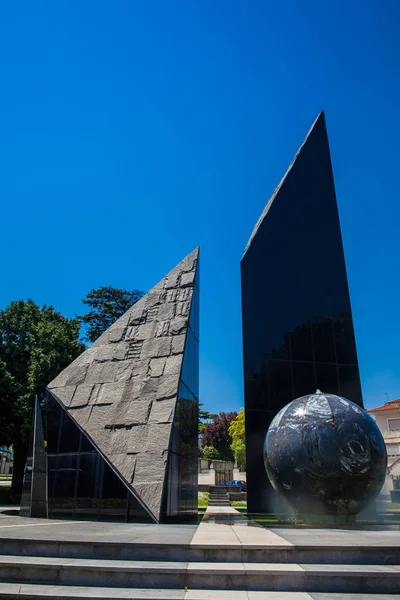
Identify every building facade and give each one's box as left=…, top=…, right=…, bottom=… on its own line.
left=241, top=112, right=363, bottom=513
left=368, top=398, right=400, bottom=501
left=46, top=249, right=199, bottom=523
left=368, top=398, right=400, bottom=458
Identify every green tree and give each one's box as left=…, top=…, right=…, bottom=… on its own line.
left=77, top=286, right=144, bottom=343
left=198, top=403, right=216, bottom=434
left=200, top=412, right=237, bottom=461
left=200, top=446, right=220, bottom=461
left=0, top=300, right=84, bottom=494
left=229, top=408, right=246, bottom=470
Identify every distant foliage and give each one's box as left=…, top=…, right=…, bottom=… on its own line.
left=198, top=403, right=217, bottom=434
left=78, top=286, right=144, bottom=343
left=0, top=299, right=84, bottom=493
left=229, top=408, right=246, bottom=471
left=200, top=446, right=220, bottom=461
left=200, top=411, right=238, bottom=461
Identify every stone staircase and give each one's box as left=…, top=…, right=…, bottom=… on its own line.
left=0, top=535, right=399, bottom=598
left=208, top=485, right=230, bottom=507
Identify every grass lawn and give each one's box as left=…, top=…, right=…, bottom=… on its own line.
left=198, top=492, right=209, bottom=507
left=231, top=501, right=247, bottom=508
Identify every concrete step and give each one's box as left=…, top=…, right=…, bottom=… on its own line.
left=1, top=537, right=399, bottom=565
left=0, top=585, right=400, bottom=600
left=208, top=495, right=229, bottom=499
left=208, top=495, right=228, bottom=498
left=0, top=556, right=400, bottom=593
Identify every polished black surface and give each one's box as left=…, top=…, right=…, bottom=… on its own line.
left=241, top=113, right=363, bottom=513
left=162, top=267, right=199, bottom=521
left=264, top=391, right=387, bottom=519
left=20, top=396, right=48, bottom=518
left=47, top=393, right=151, bottom=522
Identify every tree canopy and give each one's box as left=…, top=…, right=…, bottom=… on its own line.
left=0, top=299, right=84, bottom=492
left=229, top=408, right=246, bottom=470
left=200, top=446, right=220, bottom=461
left=199, top=411, right=237, bottom=461
left=198, top=403, right=216, bottom=434
left=77, top=286, right=145, bottom=343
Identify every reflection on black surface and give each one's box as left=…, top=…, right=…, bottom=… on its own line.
left=47, top=394, right=151, bottom=522
left=241, top=113, right=363, bottom=513
left=162, top=268, right=199, bottom=522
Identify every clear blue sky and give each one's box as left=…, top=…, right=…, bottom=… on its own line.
left=1, top=1, right=399, bottom=412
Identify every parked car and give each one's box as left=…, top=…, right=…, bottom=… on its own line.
left=217, top=479, right=247, bottom=491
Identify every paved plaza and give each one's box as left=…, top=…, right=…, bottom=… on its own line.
left=0, top=507, right=399, bottom=598
left=0, top=506, right=399, bottom=548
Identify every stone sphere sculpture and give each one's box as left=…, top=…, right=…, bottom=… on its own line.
left=264, top=390, right=387, bottom=518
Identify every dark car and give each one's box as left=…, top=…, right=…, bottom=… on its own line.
left=217, top=479, right=247, bottom=492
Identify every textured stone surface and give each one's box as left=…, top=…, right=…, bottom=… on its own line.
left=48, top=248, right=199, bottom=522
left=264, top=390, right=387, bottom=519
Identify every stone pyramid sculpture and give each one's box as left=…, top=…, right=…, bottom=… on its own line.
left=47, top=248, right=199, bottom=522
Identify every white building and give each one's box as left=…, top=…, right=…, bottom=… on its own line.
left=367, top=398, right=400, bottom=501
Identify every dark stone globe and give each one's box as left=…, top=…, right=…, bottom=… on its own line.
left=264, top=390, right=387, bottom=517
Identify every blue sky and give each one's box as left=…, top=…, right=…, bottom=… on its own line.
left=1, top=1, right=399, bottom=412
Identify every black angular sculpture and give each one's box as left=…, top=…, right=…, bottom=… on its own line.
left=20, top=396, right=48, bottom=518
left=264, top=390, right=387, bottom=520
left=241, top=111, right=363, bottom=513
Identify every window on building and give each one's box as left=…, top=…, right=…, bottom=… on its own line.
left=388, top=418, right=400, bottom=432
left=386, top=443, right=400, bottom=456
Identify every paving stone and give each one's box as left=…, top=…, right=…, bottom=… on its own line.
left=95, top=382, right=127, bottom=406
left=176, top=302, right=191, bottom=317
left=50, top=386, right=76, bottom=407
left=124, top=400, right=153, bottom=426
left=112, top=454, right=137, bottom=484
left=164, top=355, right=182, bottom=376
left=171, top=336, right=186, bottom=355
left=185, top=592, right=247, bottom=600
left=169, top=318, right=187, bottom=336
left=178, top=288, right=192, bottom=302
left=92, top=343, right=129, bottom=362
left=165, top=289, right=178, bottom=303
left=156, top=321, right=170, bottom=337
left=140, top=377, right=160, bottom=395
left=247, top=594, right=312, bottom=599
left=158, top=303, right=176, bottom=321
left=113, top=361, right=134, bottom=381
left=129, top=309, right=147, bottom=326
left=156, top=374, right=180, bottom=400
left=141, top=338, right=171, bottom=359
left=181, top=271, right=195, bottom=287
left=165, top=273, right=181, bottom=289
left=134, top=452, right=168, bottom=484
left=148, top=398, right=176, bottom=423
left=67, top=406, right=93, bottom=429
left=65, top=365, right=89, bottom=387
left=85, top=362, right=119, bottom=385
left=135, top=322, right=158, bottom=341
left=107, top=327, right=126, bottom=343
left=131, top=359, right=150, bottom=377
left=149, top=357, right=167, bottom=377
left=132, top=481, right=165, bottom=519
left=87, top=404, right=113, bottom=429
